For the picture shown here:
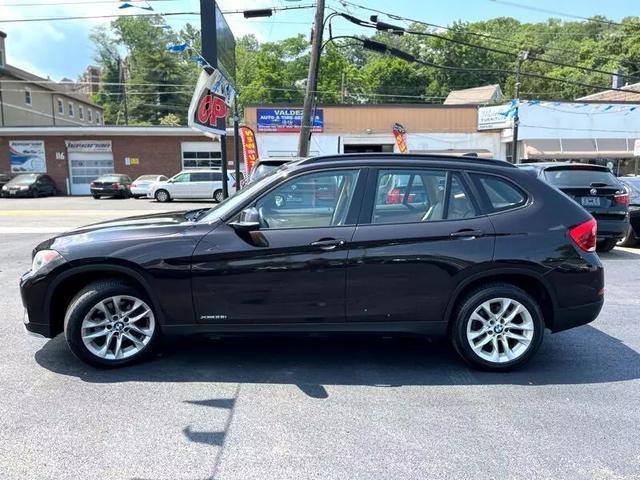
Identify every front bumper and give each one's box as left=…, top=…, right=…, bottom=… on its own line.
left=20, top=270, right=56, bottom=338
left=2, top=188, right=33, bottom=197
left=90, top=187, right=124, bottom=196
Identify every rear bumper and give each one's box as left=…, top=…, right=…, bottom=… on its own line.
left=90, top=188, right=125, bottom=196
left=595, top=216, right=629, bottom=240
left=552, top=297, right=604, bottom=333
left=130, top=187, right=149, bottom=196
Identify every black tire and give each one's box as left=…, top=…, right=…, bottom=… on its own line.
left=596, top=238, right=617, bottom=253
left=155, top=189, right=171, bottom=202
left=213, top=189, right=224, bottom=203
left=617, top=226, right=637, bottom=248
left=450, top=283, right=545, bottom=371
left=64, top=280, right=160, bottom=368
left=92, top=195, right=100, bottom=199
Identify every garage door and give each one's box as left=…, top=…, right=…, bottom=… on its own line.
left=66, top=140, right=114, bottom=195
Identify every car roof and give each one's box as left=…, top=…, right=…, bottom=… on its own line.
left=293, top=153, right=516, bottom=172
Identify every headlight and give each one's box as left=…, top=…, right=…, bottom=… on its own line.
left=31, top=250, right=64, bottom=274
left=20, top=185, right=29, bottom=190
left=1, top=185, right=7, bottom=190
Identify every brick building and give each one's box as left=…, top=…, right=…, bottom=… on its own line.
left=0, top=126, right=238, bottom=195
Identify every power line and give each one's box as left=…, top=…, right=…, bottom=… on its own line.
left=0, top=11, right=198, bottom=23
left=0, top=0, right=175, bottom=6
left=333, top=5, right=640, bottom=83
left=334, top=1, right=639, bottom=68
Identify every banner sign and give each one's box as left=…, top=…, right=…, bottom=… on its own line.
left=188, top=69, right=236, bottom=136
left=239, top=126, right=259, bottom=176
left=392, top=123, right=409, bottom=153
left=256, top=108, right=323, bottom=133
left=65, top=140, right=112, bottom=153
left=478, top=104, right=513, bottom=130
left=9, top=140, right=46, bottom=173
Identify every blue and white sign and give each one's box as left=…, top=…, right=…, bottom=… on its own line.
left=257, top=108, right=324, bottom=133
left=9, top=140, right=46, bottom=173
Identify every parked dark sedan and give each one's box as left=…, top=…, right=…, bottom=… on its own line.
left=518, top=162, right=629, bottom=252
left=0, top=173, right=13, bottom=189
left=618, top=176, right=640, bottom=247
left=90, top=174, right=133, bottom=199
left=21, top=154, right=604, bottom=371
left=1, top=173, right=57, bottom=198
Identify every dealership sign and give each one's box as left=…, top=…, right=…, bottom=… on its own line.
left=188, top=69, right=236, bottom=136
left=256, top=108, right=323, bottom=133
left=65, top=140, right=112, bottom=153
left=478, top=104, right=513, bottom=130
left=9, top=140, right=46, bottom=173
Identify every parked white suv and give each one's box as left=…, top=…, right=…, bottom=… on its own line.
left=148, top=170, right=238, bottom=202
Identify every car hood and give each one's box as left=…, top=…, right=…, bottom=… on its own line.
left=35, top=209, right=213, bottom=259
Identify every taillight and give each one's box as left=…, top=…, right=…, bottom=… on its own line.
left=569, top=218, right=597, bottom=252
left=614, top=192, right=630, bottom=206
left=386, top=188, right=402, bottom=204
left=131, top=183, right=137, bottom=188
left=90, top=182, right=96, bottom=187
left=112, top=182, right=120, bottom=188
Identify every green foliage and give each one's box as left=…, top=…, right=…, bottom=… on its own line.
left=91, top=14, right=640, bottom=124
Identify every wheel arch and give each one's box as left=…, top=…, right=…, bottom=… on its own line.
left=444, top=268, right=557, bottom=331
left=47, top=263, right=163, bottom=337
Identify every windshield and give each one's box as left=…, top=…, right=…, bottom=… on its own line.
left=544, top=169, right=618, bottom=187
left=97, top=175, right=122, bottom=183
left=10, top=174, right=38, bottom=184
left=251, top=163, right=283, bottom=182
left=198, top=171, right=284, bottom=223
left=136, top=175, right=159, bottom=181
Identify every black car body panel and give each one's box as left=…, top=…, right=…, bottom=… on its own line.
left=620, top=177, right=640, bottom=241
left=90, top=174, right=132, bottom=197
left=21, top=154, right=604, bottom=342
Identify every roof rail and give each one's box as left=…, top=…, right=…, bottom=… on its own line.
left=298, top=152, right=516, bottom=168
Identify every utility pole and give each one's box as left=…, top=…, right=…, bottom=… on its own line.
left=340, top=72, right=346, bottom=103
left=511, top=50, right=528, bottom=164
left=233, top=97, right=241, bottom=192
left=297, top=0, right=325, bottom=157
left=118, top=57, right=129, bottom=126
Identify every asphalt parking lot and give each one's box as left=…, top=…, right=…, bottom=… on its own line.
left=1, top=197, right=639, bottom=480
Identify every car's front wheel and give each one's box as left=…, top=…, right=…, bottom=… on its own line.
left=213, top=189, right=224, bottom=203
left=450, top=283, right=544, bottom=371
left=64, top=280, right=159, bottom=368
left=154, top=189, right=171, bottom=202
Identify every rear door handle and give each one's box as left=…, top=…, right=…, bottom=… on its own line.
left=450, top=229, right=484, bottom=239
left=310, top=239, right=346, bottom=250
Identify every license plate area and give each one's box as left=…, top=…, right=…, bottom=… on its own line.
left=581, top=196, right=601, bottom=207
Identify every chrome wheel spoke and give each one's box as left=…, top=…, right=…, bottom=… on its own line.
left=466, top=297, right=535, bottom=364
left=81, top=294, right=155, bottom=361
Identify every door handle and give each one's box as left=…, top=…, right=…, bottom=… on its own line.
left=310, top=239, right=346, bottom=250
left=450, top=229, right=484, bottom=239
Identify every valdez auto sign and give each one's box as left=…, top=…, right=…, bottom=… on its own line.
left=188, top=69, right=236, bottom=136
left=256, top=108, right=323, bottom=133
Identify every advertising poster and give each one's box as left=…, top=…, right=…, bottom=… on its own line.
left=257, top=108, right=324, bottom=132
left=392, top=123, right=409, bottom=153
left=9, top=140, right=46, bottom=173
left=239, top=126, right=259, bottom=176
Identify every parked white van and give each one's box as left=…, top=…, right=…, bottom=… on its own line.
left=148, top=170, right=239, bottom=202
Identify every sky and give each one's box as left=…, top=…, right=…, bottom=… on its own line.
left=0, top=0, right=638, bottom=81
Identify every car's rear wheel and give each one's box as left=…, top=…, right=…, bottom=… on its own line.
left=596, top=238, right=617, bottom=253
left=64, top=280, right=159, bottom=368
left=213, top=189, right=224, bottom=203
left=617, top=226, right=637, bottom=248
left=155, top=189, right=171, bottom=202
left=450, top=283, right=544, bottom=371
left=92, top=195, right=100, bottom=199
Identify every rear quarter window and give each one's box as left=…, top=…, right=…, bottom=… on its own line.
left=472, top=174, right=528, bottom=213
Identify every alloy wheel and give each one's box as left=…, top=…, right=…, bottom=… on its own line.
left=81, top=295, right=155, bottom=361
left=156, top=190, right=168, bottom=202
left=465, top=297, right=534, bottom=363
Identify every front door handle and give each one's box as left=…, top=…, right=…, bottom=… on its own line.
left=450, top=229, right=484, bottom=239
left=310, top=238, right=346, bottom=250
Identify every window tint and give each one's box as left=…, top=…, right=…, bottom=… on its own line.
left=255, top=170, right=359, bottom=229
left=544, top=168, right=618, bottom=187
left=212, top=172, right=222, bottom=181
left=172, top=173, right=191, bottom=183
left=447, top=174, right=477, bottom=219
left=372, top=170, right=447, bottom=224
left=475, top=175, right=527, bottom=212
left=191, top=172, right=212, bottom=182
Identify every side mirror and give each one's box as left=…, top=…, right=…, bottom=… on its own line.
left=229, top=207, right=261, bottom=232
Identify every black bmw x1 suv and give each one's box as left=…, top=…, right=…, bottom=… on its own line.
left=21, top=154, right=604, bottom=371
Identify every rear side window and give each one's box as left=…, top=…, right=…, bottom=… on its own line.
left=473, top=175, right=527, bottom=213
left=192, top=172, right=213, bottom=182
left=212, top=172, right=222, bottom=181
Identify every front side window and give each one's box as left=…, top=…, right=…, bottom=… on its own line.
left=172, top=173, right=191, bottom=183
left=255, top=170, right=360, bottom=229
left=474, top=174, right=527, bottom=212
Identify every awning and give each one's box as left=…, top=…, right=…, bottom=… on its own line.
left=523, top=138, right=636, bottom=159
